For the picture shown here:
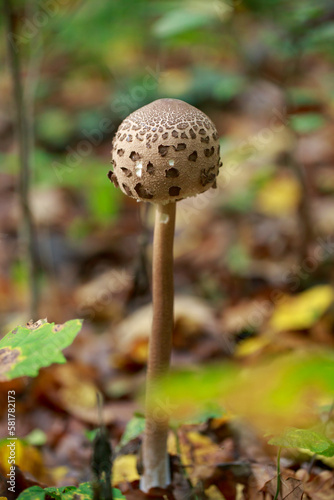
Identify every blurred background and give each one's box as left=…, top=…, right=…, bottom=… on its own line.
left=1, top=0, right=334, bottom=492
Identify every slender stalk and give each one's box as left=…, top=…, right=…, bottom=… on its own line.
left=4, top=0, right=40, bottom=319
left=141, top=202, right=176, bottom=492
left=290, top=157, right=314, bottom=263
left=274, top=447, right=282, bottom=500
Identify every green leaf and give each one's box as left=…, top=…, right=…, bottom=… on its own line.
left=16, top=485, right=76, bottom=500
left=185, top=402, right=224, bottom=424
left=84, top=428, right=99, bottom=442
left=152, top=9, right=215, bottom=38
left=16, top=486, right=49, bottom=500
left=151, top=352, right=334, bottom=434
left=17, top=483, right=126, bottom=500
left=290, top=113, right=326, bottom=134
left=0, top=319, right=83, bottom=381
left=225, top=243, right=251, bottom=274
left=287, top=87, right=321, bottom=107
left=269, top=427, right=334, bottom=457
left=213, top=74, right=246, bottom=101
left=24, top=429, right=47, bottom=446
left=119, top=415, right=146, bottom=448
left=36, top=109, right=75, bottom=146
left=303, top=21, right=334, bottom=49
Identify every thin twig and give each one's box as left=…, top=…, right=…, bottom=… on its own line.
left=24, top=0, right=43, bottom=186
left=274, top=447, right=282, bottom=500
left=3, top=0, right=40, bottom=319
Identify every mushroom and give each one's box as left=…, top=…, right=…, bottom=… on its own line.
left=108, top=98, right=222, bottom=492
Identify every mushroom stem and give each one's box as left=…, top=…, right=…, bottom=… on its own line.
left=140, top=201, right=176, bottom=492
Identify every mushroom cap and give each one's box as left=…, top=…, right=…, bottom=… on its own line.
left=109, top=98, right=222, bottom=203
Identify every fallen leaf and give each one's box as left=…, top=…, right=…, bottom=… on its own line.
left=264, top=474, right=303, bottom=499
left=115, top=295, right=219, bottom=366
left=205, top=484, right=226, bottom=500
left=33, top=363, right=115, bottom=424
left=74, top=268, right=132, bottom=321
left=0, top=440, right=49, bottom=483
left=113, top=454, right=140, bottom=485
left=256, top=174, right=301, bottom=217
left=303, top=471, right=334, bottom=500
left=178, top=429, right=235, bottom=484
left=269, top=286, right=334, bottom=331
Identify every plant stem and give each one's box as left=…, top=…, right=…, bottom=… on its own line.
left=140, top=202, right=176, bottom=492
left=4, top=0, right=40, bottom=319
left=274, top=447, right=282, bottom=500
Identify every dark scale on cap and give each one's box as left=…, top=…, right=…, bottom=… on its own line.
left=165, top=168, right=179, bottom=178
left=121, top=167, right=132, bottom=177
left=204, top=147, right=215, bottom=157
left=173, top=143, right=186, bottom=151
left=130, top=151, right=141, bottom=161
left=147, top=162, right=155, bottom=174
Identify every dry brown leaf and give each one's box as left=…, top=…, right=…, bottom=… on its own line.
left=74, top=268, right=132, bottom=321
left=34, top=363, right=115, bottom=424
left=251, top=464, right=304, bottom=500
left=222, top=299, right=272, bottom=335
left=115, top=295, right=219, bottom=365
left=303, top=471, right=334, bottom=500
left=178, top=429, right=235, bottom=485
left=264, top=474, right=303, bottom=500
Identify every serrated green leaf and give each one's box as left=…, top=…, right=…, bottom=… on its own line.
left=17, top=483, right=126, bottom=500
left=0, top=319, right=83, bottom=381
left=269, top=427, right=334, bottom=457
left=60, top=482, right=92, bottom=500
left=16, top=486, right=48, bottom=500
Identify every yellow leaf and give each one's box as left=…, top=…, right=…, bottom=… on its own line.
left=205, top=485, right=226, bottom=500
left=0, top=440, right=48, bottom=482
left=256, top=175, right=301, bottom=217
left=269, top=285, right=334, bottom=331
left=235, top=335, right=271, bottom=357
left=167, top=431, right=178, bottom=456
left=112, top=454, right=139, bottom=485
left=179, top=430, right=232, bottom=484
left=50, top=466, right=69, bottom=484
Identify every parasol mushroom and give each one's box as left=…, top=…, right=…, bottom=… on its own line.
left=108, top=98, right=222, bottom=491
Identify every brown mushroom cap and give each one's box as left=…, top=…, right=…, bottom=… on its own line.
left=109, top=98, right=222, bottom=203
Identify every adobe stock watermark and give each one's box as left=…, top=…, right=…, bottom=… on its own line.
left=7, top=0, right=73, bottom=53
left=179, top=106, right=289, bottom=225
left=52, top=65, right=164, bottom=182
left=145, top=396, right=178, bottom=436
left=7, top=390, right=16, bottom=494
